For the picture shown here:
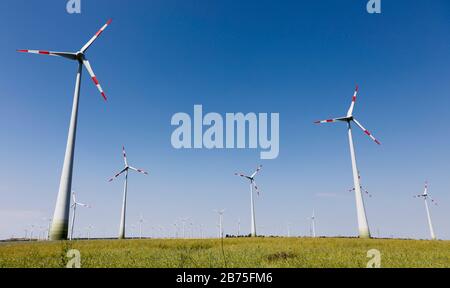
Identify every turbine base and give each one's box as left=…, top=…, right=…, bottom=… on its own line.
left=50, top=220, right=68, bottom=240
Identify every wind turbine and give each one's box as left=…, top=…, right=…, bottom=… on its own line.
left=86, top=225, right=93, bottom=240
left=314, top=85, right=380, bottom=238
left=237, top=218, right=241, bottom=237
left=108, top=146, right=148, bottom=239
left=414, top=182, right=438, bottom=240
left=18, top=19, right=112, bottom=240
left=235, top=165, right=263, bottom=237
left=70, top=191, right=90, bottom=240
left=348, top=171, right=372, bottom=198
left=308, top=210, right=316, bottom=238
left=42, top=217, right=52, bottom=240
left=173, top=223, right=179, bottom=238
left=179, top=217, right=191, bottom=239
left=30, top=225, right=35, bottom=241
left=17, top=20, right=111, bottom=240
left=199, top=224, right=204, bottom=239
left=138, top=214, right=145, bottom=239
left=214, top=210, right=225, bottom=238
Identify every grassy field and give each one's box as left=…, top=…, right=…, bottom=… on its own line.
left=0, top=237, right=449, bottom=268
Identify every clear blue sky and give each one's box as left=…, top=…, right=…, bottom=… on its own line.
left=1, top=0, right=449, bottom=240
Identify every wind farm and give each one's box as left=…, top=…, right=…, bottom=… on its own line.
left=2, top=1, right=450, bottom=269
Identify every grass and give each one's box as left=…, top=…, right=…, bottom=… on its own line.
left=0, top=237, right=449, bottom=268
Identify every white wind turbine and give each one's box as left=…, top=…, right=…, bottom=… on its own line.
left=199, top=224, right=205, bottom=239
left=237, top=218, right=241, bottom=237
left=30, top=225, right=35, bottom=241
left=314, top=85, right=380, bottom=238
left=235, top=165, right=263, bottom=237
left=414, top=182, right=438, bottom=240
left=108, top=146, right=149, bottom=239
left=179, top=217, right=191, bottom=239
left=348, top=171, right=373, bottom=198
left=18, top=19, right=112, bottom=240
left=214, top=209, right=225, bottom=238
left=138, top=214, right=145, bottom=239
left=308, top=210, right=316, bottom=238
left=173, top=223, right=179, bottom=239
left=70, top=191, right=91, bottom=241
left=85, top=225, right=93, bottom=240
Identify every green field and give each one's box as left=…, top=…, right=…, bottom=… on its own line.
left=0, top=237, right=449, bottom=268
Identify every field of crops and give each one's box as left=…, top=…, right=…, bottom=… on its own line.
left=0, top=237, right=449, bottom=268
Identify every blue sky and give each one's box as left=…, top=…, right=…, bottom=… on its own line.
left=1, top=0, right=449, bottom=240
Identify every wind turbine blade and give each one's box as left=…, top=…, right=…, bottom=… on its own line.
left=72, top=192, right=77, bottom=203
left=314, top=118, right=338, bottom=124
left=76, top=202, right=90, bottom=208
left=253, top=181, right=261, bottom=196
left=82, top=59, right=107, bottom=101
left=429, top=197, right=438, bottom=206
left=423, top=182, right=428, bottom=195
left=122, top=146, right=128, bottom=166
left=80, top=19, right=112, bottom=53
left=363, top=189, right=372, bottom=198
left=108, top=168, right=127, bottom=182
left=347, top=85, right=358, bottom=117
left=129, top=166, right=149, bottom=175
left=17, top=50, right=77, bottom=60
left=234, top=173, right=250, bottom=179
left=250, top=165, right=263, bottom=178
left=314, top=116, right=349, bottom=124
left=352, top=119, right=381, bottom=145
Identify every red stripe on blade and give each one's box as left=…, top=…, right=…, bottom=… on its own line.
left=92, top=77, right=99, bottom=85
left=39, top=51, right=50, bottom=54
left=101, top=92, right=107, bottom=101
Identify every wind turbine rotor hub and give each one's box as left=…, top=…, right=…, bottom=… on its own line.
left=76, top=52, right=85, bottom=61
